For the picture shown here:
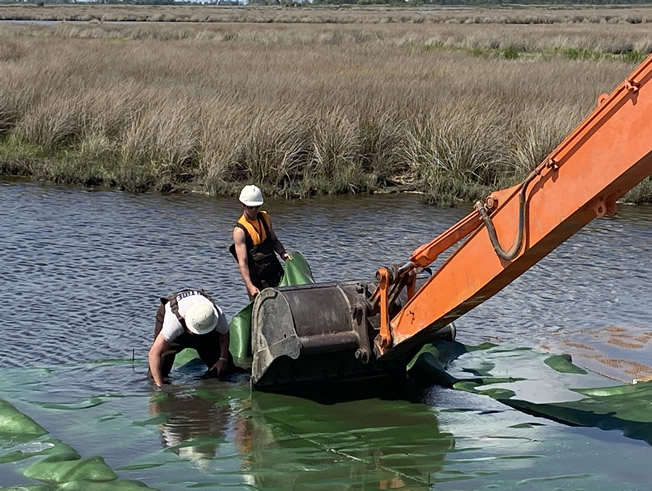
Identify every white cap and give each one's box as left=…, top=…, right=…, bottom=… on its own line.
left=239, top=185, right=264, bottom=207
left=185, top=302, right=218, bottom=335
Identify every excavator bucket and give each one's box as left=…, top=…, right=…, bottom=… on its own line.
left=250, top=276, right=455, bottom=389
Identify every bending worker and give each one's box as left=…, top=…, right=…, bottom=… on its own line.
left=230, top=184, right=290, bottom=300
left=148, top=289, right=231, bottom=387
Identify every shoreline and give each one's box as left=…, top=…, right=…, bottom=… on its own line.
left=3, top=172, right=649, bottom=209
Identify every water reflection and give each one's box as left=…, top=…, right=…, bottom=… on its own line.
left=244, top=381, right=454, bottom=489
left=145, top=376, right=455, bottom=488
left=148, top=387, right=233, bottom=470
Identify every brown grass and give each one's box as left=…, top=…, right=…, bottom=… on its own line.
left=0, top=6, right=650, bottom=201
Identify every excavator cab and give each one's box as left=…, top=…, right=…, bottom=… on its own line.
left=250, top=53, right=652, bottom=390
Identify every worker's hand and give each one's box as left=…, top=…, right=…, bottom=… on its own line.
left=248, top=286, right=260, bottom=300
left=210, top=357, right=228, bottom=376
left=282, top=252, right=292, bottom=261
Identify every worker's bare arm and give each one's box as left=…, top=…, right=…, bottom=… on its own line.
left=148, top=333, right=172, bottom=387
left=233, top=227, right=259, bottom=298
left=268, top=225, right=290, bottom=260
left=209, top=331, right=231, bottom=375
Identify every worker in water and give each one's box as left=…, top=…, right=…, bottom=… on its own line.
left=230, top=184, right=291, bottom=300
left=148, top=289, right=231, bottom=387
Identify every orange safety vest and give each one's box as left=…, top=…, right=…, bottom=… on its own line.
left=235, top=211, right=272, bottom=245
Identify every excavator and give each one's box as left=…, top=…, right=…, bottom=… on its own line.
left=250, top=53, right=652, bottom=389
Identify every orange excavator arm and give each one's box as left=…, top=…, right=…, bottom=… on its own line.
left=374, top=53, right=652, bottom=361
left=251, top=54, right=652, bottom=389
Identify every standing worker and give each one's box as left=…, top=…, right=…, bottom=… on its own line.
left=230, top=184, right=291, bottom=300
left=148, top=289, right=232, bottom=387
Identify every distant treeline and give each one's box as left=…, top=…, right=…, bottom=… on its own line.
left=307, top=0, right=652, bottom=4
left=10, top=0, right=652, bottom=6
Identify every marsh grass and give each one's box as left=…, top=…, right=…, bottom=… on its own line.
left=0, top=7, right=650, bottom=203
left=622, top=178, right=652, bottom=204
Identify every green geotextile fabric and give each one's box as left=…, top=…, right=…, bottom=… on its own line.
left=0, top=398, right=149, bottom=488
left=409, top=341, right=652, bottom=445
left=228, top=251, right=315, bottom=363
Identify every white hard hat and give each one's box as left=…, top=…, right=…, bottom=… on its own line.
left=239, top=185, right=264, bottom=207
left=185, top=302, right=218, bottom=335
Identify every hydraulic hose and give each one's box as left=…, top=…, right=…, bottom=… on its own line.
left=475, top=169, right=539, bottom=261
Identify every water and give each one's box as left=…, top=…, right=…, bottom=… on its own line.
left=2, top=178, right=652, bottom=488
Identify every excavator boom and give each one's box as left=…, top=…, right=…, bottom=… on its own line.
left=382, top=53, right=652, bottom=359
left=251, top=54, right=652, bottom=388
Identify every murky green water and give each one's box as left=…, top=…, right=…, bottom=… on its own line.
left=2, top=178, right=652, bottom=488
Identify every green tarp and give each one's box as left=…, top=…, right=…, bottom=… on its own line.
left=409, top=340, right=652, bottom=446
left=4, top=340, right=652, bottom=488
